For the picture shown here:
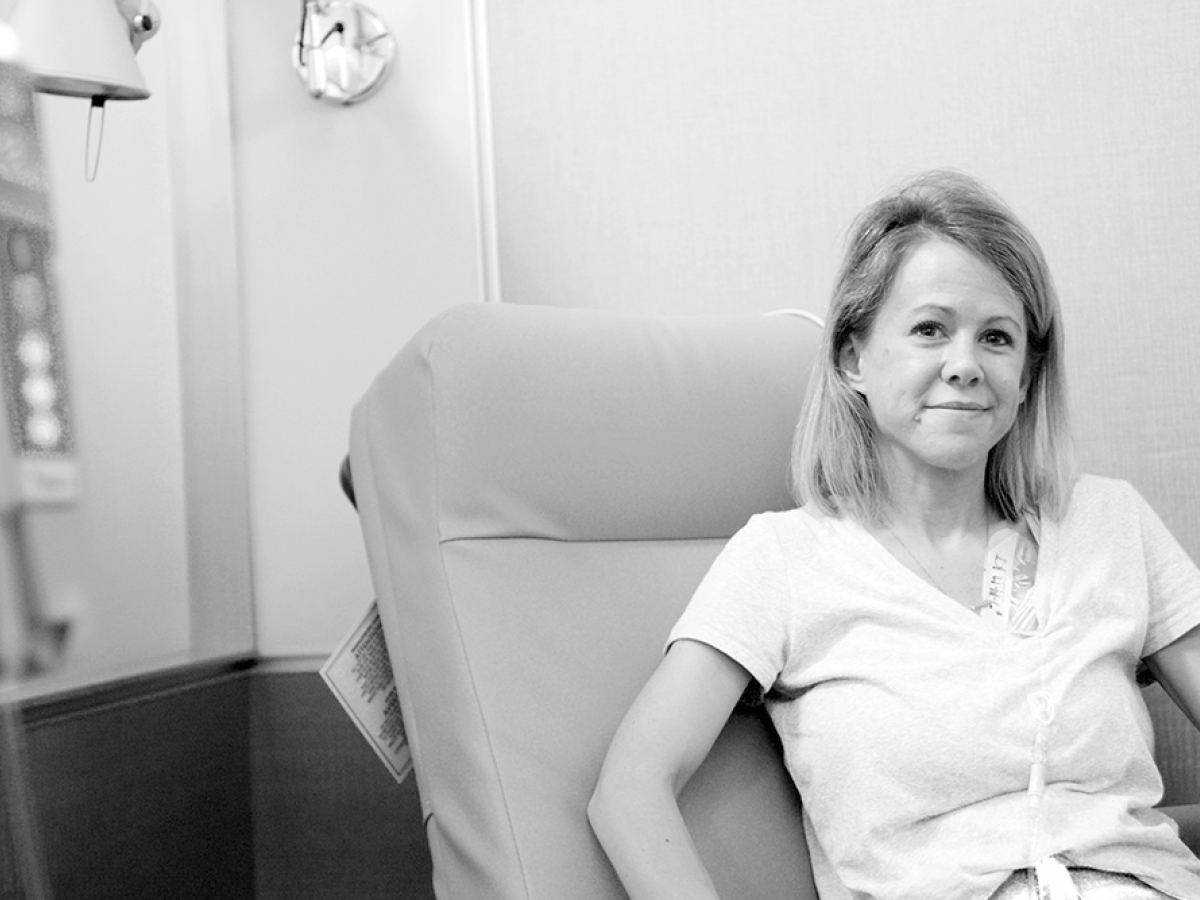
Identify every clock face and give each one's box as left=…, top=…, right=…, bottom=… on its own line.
left=293, top=1, right=396, bottom=105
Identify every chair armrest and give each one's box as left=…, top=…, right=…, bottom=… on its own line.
left=1159, top=804, right=1200, bottom=854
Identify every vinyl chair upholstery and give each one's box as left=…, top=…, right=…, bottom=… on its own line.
left=348, top=303, right=823, bottom=900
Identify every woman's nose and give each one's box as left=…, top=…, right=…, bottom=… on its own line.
left=942, top=339, right=982, bottom=385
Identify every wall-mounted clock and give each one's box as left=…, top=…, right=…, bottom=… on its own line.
left=293, top=1, right=396, bottom=106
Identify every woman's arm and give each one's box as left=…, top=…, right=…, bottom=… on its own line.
left=588, top=639, right=752, bottom=900
left=1144, top=625, right=1200, bottom=851
left=1145, top=624, right=1200, bottom=732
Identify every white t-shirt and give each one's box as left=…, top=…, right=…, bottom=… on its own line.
left=669, top=475, right=1200, bottom=900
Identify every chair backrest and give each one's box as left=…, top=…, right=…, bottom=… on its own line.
left=349, top=303, right=823, bottom=899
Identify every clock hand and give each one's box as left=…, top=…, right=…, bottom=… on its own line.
left=318, top=22, right=345, bottom=47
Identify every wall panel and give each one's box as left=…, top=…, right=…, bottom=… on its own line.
left=2, top=664, right=434, bottom=899
left=15, top=663, right=254, bottom=900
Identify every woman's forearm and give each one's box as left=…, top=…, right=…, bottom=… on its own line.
left=588, top=775, right=722, bottom=900
left=587, top=640, right=751, bottom=899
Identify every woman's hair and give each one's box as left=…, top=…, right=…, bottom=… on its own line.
left=791, top=170, right=1074, bottom=523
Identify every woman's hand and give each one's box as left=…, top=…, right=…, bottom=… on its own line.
left=588, top=639, right=752, bottom=900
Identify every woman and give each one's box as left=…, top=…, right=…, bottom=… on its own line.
left=588, top=171, right=1200, bottom=899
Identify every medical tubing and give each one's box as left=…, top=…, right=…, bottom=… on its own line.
left=1024, top=639, right=1056, bottom=868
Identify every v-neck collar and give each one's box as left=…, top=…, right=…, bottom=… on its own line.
left=835, top=510, right=1055, bottom=636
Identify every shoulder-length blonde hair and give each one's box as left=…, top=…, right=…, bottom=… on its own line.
left=791, top=170, right=1074, bottom=524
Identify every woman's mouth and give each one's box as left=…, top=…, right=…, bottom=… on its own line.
left=927, top=402, right=988, bottom=412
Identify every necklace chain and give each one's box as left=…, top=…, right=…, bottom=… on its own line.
left=886, top=523, right=992, bottom=612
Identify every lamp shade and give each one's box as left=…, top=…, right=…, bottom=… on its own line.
left=9, top=0, right=149, bottom=101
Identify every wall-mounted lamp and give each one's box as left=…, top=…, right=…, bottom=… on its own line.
left=293, top=0, right=395, bottom=106
left=8, top=0, right=161, bottom=179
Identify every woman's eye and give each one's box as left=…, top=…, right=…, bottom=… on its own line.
left=982, top=330, right=1013, bottom=346
left=912, top=321, right=943, bottom=338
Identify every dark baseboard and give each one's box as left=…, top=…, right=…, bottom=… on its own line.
left=250, top=669, right=433, bottom=900
left=1, top=659, right=434, bottom=900
left=3, top=658, right=255, bottom=900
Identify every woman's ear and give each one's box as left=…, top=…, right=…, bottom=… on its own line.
left=839, top=337, right=867, bottom=393
left=1019, top=365, right=1032, bottom=404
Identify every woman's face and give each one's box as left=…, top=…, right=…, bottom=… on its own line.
left=841, top=238, right=1029, bottom=483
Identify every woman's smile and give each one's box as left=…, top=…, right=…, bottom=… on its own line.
left=923, top=402, right=990, bottom=418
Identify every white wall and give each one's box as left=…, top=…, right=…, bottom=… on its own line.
left=20, top=32, right=194, bottom=679
left=10, top=1, right=1200, bottom=674
left=5, top=0, right=255, bottom=689
left=487, top=0, right=1200, bottom=560
left=7, top=0, right=485, bottom=682
left=230, top=0, right=485, bottom=657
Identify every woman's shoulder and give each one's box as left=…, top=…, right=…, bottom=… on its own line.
left=1065, top=473, right=1140, bottom=508
left=744, top=504, right=834, bottom=531
left=1055, top=473, right=1147, bottom=534
left=738, top=505, right=854, bottom=557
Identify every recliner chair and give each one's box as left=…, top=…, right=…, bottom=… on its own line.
left=348, top=303, right=822, bottom=899
left=346, top=302, right=1200, bottom=899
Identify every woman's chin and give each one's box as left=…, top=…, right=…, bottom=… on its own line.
left=886, top=439, right=994, bottom=480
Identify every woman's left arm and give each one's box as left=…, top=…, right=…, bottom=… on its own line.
left=1145, top=626, right=1200, bottom=850
left=1145, top=625, right=1200, bottom=732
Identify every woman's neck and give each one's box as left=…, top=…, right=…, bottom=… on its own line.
left=881, top=462, right=994, bottom=542
left=871, top=462, right=999, bottom=609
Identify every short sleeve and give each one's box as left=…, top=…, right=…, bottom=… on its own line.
left=1131, top=485, right=1200, bottom=657
left=666, top=513, right=792, bottom=699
